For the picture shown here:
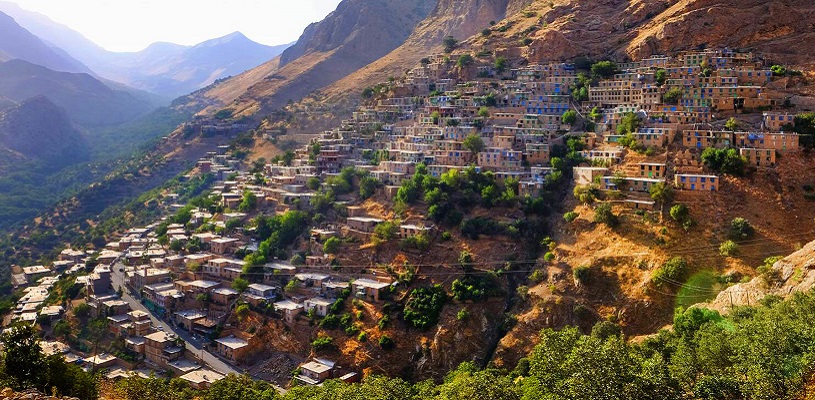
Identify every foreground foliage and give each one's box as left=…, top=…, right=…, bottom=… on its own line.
left=7, top=290, right=815, bottom=399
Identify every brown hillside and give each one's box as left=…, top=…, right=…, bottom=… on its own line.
left=469, top=0, right=815, bottom=67
left=491, top=150, right=815, bottom=369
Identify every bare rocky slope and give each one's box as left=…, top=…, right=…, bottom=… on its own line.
left=189, top=0, right=815, bottom=126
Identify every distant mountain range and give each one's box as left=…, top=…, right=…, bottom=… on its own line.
left=0, top=10, right=90, bottom=74
left=0, top=59, right=159, bottom=127
left=0, top=2, right=292, bottom=97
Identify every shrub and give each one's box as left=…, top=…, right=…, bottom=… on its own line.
left=322, top=237, right=341, bottom=254
left=670, top=204, right=689, bottom=222
left=591, top=321, right=622, bottom=340
left=662, top=87, right=683, bottom=104
left=720, top=240, right=739, bottom=256
left=457, top=308, right=470, bottom=321
left=591, top=61, right=618, bottom=78
left=441, top=231, right=452, bottom=241
left=573, top=185, right=599, bottom=204
left=543, top=252, right=556, bottom=262
left=378, top=334, right=395, bottom=350
left=311, top=335, right=334, bottom=351
left=451, top=275, right=498, bottom=302
left=701, top=148, right=746, bottom=175
left=730, top=217, right=754, bottom=240
left=593, top=203, right=618, bottom=226
left=403, top=285, right=447, bottom=329
left=573, top=265, right=591, bottom=285
left=563, top=211, right=579, bottom=223
left=651, top=256, right=688, bottom=287
left=443, top=36, right=458, bottom=53
left=561, top=110, right=578, bottom=125
left=357, top=332, right=368, bottom=342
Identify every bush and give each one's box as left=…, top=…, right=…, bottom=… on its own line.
left=312, top=335, right=334, bottom=350
left=378, top=334, right=395, bottom=350
left=403, top=285, right=447, bottom=329
left=457, top=308, right=470, bottom=321
left=573, top=185, right=599, bottom=204
left=719, top=240, right=739, bottom=256
left=701, top=148, right=746, bottom=175
left=451, top=275, right=498, bottom=301
left=573, top=265, right=591, bottom=285
left=443, top=36, right=458, bottom=53
left=322, top=237, right=341, bottom=254
left=561, top=110, right=578, bottom=125
left=591, top=321, right=622, bottom=340
left=729, top=217, right=754, bottom=240
left=563, top=211, right=579, bottom=223
left=670, top=204, right=689, bottom=222
left=662, top=87, right=683, bottom=104
left=591, top=61, right=618, bottom=78
left=73, top=303, right=91, bottom=318
left=441, top=231, right=452, bottom=241
left=543, top=252, right=556, bottom=262
left=593, top=203, right=618, bottom=226
left=651, top=256, right=688, bottom=287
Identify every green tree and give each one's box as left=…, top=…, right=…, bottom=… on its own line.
left=232, top=278, right=250, bottom=293
left=651, top=256, right=688, bottom=287
left=456, top=54, right=474, bottom=68
left=591, top=321, right=622, bottom=340
left=616, top=112, right=640, bottom=135
left=591, top=60, right=618, bottom=78
left=494, top=56, right=509, bottom=73
left=403, top=285, right=447, bottom=330
left=235, top=304, right=250, bottom=321
left=649, top=182, right=673, bottom=216
left=323, top=237, right=342, bottom=254
left=1, top=324, right=44, bottom=389
left=655, top=69, right=667, bottom=86
left=561, top=109, right=578, bottom=125
left=663, top=87, right=684, bottom=104
left=593, top=202, right=618, bottom=226
left=463, top=134, right=485, bottom=154
left=725, top=117, right=739, bottom=131
left=443, top=36, right=458, bottom=53
left=719, top=240, right=739, bottom=256
left=306, top=176, right=321, bottom=191
left=729, top=217, right=753, bottom=240
left=359, top=177, right=382, bottom=199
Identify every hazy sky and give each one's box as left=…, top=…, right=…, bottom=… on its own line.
left=6, top=0, right=343, bottom=52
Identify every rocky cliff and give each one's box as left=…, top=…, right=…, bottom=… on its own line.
left=470, top=0, right=815, bottom=65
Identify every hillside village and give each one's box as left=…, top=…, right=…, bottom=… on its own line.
left=6, top=47, right=814, bottom=389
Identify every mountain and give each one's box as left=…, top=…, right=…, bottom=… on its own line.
left=91, top=32, right=292, bottom=97
left=468, top=0, right=815, bottom=66
left=0, top=2, right=292, bottom=97
left=0, top=59, right=157, bottom=127
left=190, top=0, right=533, bottom=116
left=0, top=10, right=91, bottom=74
left=191, top=0, right=815, bottom=124
left=0, top=95, right=87, bottom=164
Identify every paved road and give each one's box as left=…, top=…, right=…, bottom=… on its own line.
left=110, top=262, right=244, bottom=376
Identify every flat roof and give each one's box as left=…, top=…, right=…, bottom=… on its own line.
left=145, top=331, right=176, bottom=343
left=215, top=336, right=249, bottom=349
left=306, top=298, right=333, bottom=306
left=175, top=310, right=207, bottom=320
left=353, top=278, right=391, bottom=290
left=301, top=360, right=332, bottom=374
left=274, top=300, right=304, bottom=311
left=179, top=369, right=224, bottom=385
left=248, top=283, right=277, bottom=292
